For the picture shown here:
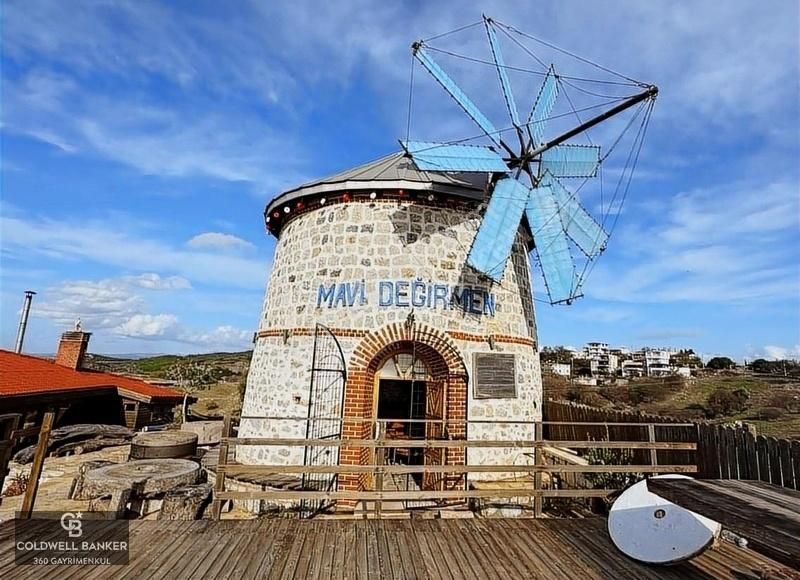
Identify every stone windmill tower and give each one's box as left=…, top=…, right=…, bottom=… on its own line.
left=238, top=16, right=656, bottom=499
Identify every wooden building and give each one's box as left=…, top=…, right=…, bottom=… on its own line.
left=0, top=330, right=184, bottom=430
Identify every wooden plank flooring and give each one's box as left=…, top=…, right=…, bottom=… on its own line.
left=647, top=478, right=800, bottom=569
left=0, top=517, right=797, bottom=579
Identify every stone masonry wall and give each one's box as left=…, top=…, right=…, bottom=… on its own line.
left=238, top=198, right=543, bottom=476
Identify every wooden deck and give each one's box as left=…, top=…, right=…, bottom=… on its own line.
left=1, top=517, right=797, bottom=579
left=648, top=478, right=800, bottom=569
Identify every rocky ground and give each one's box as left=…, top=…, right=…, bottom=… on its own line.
left=0, top=445, right=130, bottom=522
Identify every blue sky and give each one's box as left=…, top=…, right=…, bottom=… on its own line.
left=1, top=1, right=798, bottom=361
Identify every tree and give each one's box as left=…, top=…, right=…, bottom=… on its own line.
left=670, top=349, right=702, bottom=368
left=540, top=346, right=574, bottom=364
left=706, top=356, right=736, bottom=370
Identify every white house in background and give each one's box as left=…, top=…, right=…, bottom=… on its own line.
left=581, top=342, right=618, bottom=376
left=644, top=349, right=672, bottom=376
left=546, top=362, right=571, bottom=377
left=621, top=359, right=644, bottom=378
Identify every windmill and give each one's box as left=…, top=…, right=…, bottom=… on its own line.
left=401, top=16, right=657, bottom=304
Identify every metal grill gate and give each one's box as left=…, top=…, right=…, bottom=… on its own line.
left=301, top=324, right=347, bottom=517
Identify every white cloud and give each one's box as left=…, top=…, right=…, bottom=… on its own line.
left=30, top=275, right=252, bottom=351
left=115, top=313, right=178, bottom=338
left=184, top=325, right=252, bottom=349
left=33, top=279, right=142, bottom=329
left=186, top=232, right=254, bottom=252
left=123, top=273, right=192, bottom=290
left=115, top=316, right=251, bottom=350
left=1, top=211, right=268, bottom=289
left=583, top=178, right=800, bottom=304
left=757, top=345, right=800, bottom=361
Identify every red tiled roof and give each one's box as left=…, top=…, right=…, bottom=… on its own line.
left=0, top=350, right=185, bottom=402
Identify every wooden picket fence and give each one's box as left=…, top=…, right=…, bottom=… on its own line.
left=542, top=400, right=697, bottom=466
left=544, top=400, right=800, bottom=490
left=696, top=422, right=800, bottom=489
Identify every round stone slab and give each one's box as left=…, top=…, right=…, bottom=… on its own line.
left=83, top=459, right=201, bottom=497
left=130, top=431, right=198, bottom=460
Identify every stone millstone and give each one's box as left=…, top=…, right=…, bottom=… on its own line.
left=129, top=431, right=198, bottom=460
left=82, top=459, right=201, bottom=497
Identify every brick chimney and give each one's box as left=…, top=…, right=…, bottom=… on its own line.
left=55, top=330, right=92, bottom=370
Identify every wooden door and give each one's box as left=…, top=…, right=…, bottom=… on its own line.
left=423, top=379, right=445, bottom=490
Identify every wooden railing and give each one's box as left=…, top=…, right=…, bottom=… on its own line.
left=211, top=417, right=696, bottom=519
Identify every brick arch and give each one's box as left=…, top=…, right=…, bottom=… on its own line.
left=339, top=323, right=468, bottom=496
left=349, top=322, right=468, bottom=379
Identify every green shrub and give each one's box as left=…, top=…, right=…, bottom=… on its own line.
left=757, top=407, right=784, bottom=421
left=584, top=447, right=642, bottom=489
left=767, top=392, right=795, bottom=411
left=706, top=387, right=749, bottom=418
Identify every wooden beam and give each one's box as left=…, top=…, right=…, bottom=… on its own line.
left=225, top=437, right=695, bottom=450
left=239, top=415, right=696, bottom=428
left=216, top=488, right=615, bottom=502
left=211, top=414, right=233, bottom=520
left=533, top=422, right=543, bottom=518
left=20, top=411, right=54, bottom=518
left=217, top=463, right=697, bottom=475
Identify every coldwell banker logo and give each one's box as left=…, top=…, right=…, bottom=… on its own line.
left=15, top=511, right=129, bottom=566
left=60, top=512, right=82, bottom=538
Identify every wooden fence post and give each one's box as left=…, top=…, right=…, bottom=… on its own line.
left=20, top=411, right=54, bottom=519
left=647, top=424, right=658, bottom=467
left=374, top=443, right=384, bottom=520
left=211, top=414, right=232, bottom=520
left=533, top=422, right=543, bottom=518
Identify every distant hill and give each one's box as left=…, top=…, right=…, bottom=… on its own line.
left=86, top=351, right=253, bottom=376
left=85, top=351, right=253, bottom=417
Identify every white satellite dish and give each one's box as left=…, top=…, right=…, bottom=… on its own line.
left=608, top=474, right=721, bottom=565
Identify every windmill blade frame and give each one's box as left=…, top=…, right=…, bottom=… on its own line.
left=484, top=16, right=521, bottom=128
left=412, top=43, right=510, bottom=152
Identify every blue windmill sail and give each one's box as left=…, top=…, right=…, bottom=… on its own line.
left=540, top=145, right=600, bottom=178
left=540, top=172, right=608, bottom=258
left=485, top=19, right=520, bottom=127
left=414, top=46, right=502, bottom=148
left=467, top=177, right=530, bottom=282
left=525, top=186, right=577, bottom=303
left=528, top=66, right=559, bottom=146
left=402, top=141, right=508, bottom=172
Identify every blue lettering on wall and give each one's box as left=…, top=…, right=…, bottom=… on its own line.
left=315, top=279, right=498, bottom=316
left=395, top=281, right=409, bottom=307
left=317, top=284, right=335, bottom=308
left=378, top=281, right=393, bottom=306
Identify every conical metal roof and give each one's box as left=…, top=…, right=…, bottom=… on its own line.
left=265, top=152, right=490, bottom=215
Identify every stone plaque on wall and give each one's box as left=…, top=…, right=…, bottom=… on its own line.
left=473, top=353, right=517, bottom=399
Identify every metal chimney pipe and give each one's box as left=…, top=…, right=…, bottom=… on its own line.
left=14, top=290, right=36, bottom=353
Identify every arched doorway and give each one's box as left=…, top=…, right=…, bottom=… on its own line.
left=375, top=350, right=443, bottom=491
left=339, top=323, right=469, bottom=496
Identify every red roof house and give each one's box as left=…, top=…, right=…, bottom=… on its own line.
left=1, top=331, right=185, bottom=429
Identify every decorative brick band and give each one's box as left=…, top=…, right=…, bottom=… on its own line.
left=257, top=327, right=535, bottom=348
